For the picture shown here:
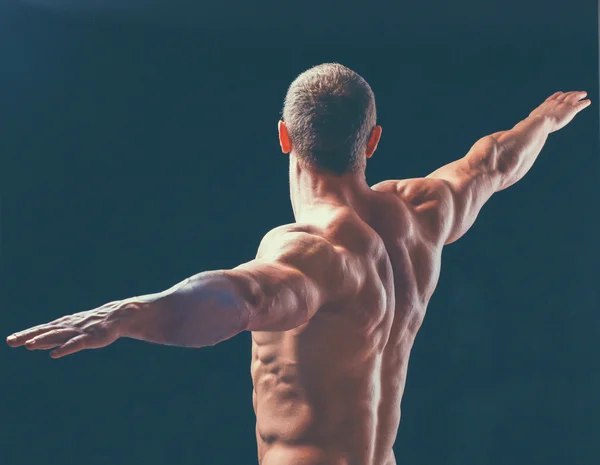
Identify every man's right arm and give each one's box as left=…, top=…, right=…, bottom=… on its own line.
left=427, top=113, right=555, bottom=244
left=375, top=90, right=590, bottom=245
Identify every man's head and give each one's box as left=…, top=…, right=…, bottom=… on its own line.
left=279, top=63, right=382, bottom=176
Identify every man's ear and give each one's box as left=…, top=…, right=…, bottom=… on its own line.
left=278, top=121, right=291, bottom=154
left=366, top=126, right=382, bottom=159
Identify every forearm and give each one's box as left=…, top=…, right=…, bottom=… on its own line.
left=491, top=114, right=554, bottom=190
left=117, top=271, right=251, bottom=348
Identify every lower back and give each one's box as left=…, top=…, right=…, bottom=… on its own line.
left=251, top=300, right=406, bottom=465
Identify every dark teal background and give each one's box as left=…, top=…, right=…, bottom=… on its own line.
left=2, top=1, right=598, bottom=464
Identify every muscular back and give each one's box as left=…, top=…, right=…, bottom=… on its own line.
left=251, top=185, right=445, bottom=465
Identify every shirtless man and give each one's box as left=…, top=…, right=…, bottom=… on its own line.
left=7, top=63, right=590, bottom=465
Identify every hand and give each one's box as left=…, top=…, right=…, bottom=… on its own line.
left=530, top=91, right=591, bottom=133
left=6, top=301, right=125, bottom=358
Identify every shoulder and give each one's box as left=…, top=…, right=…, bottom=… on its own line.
left=372, top=178, right=452, bottom=205
left=372, top=178, right=454, bottom=244
left=255, top=224, right=360, bottom=298
left=256, top=224, right=335, bottom=261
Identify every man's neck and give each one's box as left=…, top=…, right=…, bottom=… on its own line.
left=289, top=156, right=372, bottom=220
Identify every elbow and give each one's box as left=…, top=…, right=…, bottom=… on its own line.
left=494, top=145, right=519, bottom=175
left=224, top=269, right=265, bottom=331
left=170, top=271, right=253, bottom=346
left=496, top=151, right=520, bottom=189
left=488, top=136, right=521, bottom=191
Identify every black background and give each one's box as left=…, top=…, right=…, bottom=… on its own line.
left=2, top=1, right=599, bottom=464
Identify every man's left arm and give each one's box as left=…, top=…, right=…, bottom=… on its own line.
left=6, top=229, right=356, bottom=358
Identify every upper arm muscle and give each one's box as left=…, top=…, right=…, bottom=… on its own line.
left=229, top=228, right=355, bottom=331
left=427, top=136, right=502, bottom=243
left=374, top=136, right=502, bottom=245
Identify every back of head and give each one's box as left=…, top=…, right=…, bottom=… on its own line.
left=282, top=63, right=377, bottom=175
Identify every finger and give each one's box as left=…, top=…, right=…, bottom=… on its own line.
left=556, top=91, right=574, bottom=102
left=576, top=99, right=591, bottom=110
left=50, top=335, right=89, bottom=359
left=565, top=91, right=587, bottom=104
left=24, top=329, right=80, bottom=351
left=7, top=326, right=57, bottom=347
left=546, top=91, right=563, bottom=101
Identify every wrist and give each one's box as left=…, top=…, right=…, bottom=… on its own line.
left=527, top=113, right=555, bottom=134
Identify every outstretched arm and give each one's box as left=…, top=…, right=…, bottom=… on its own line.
left=7, top=228, right=356, bottom=358
left=374, top=90, right=591, bottom=244
left=430, top=90, right=590, bottom=243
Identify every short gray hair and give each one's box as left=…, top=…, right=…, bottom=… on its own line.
left=282, top=63, right=377, bottom=175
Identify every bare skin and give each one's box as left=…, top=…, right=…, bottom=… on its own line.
left=7, top=91, right=590, bottom=465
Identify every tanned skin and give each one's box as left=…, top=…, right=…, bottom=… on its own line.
left=7, top=91, right=590, bottom=465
